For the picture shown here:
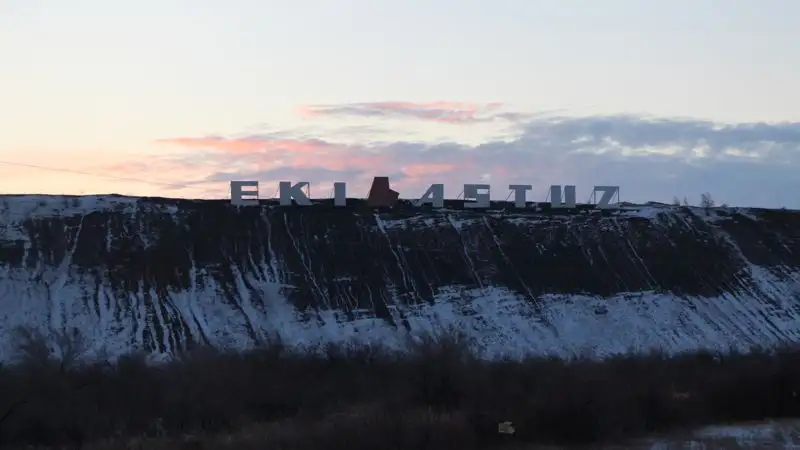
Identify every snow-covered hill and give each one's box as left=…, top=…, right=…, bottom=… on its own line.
left=1, top=194, right=799, bottom=362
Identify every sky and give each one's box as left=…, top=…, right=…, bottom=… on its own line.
left=2, top=0, right=800, bottom=208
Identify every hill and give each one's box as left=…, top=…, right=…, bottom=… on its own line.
left=1, top=194, right=799, bottom=361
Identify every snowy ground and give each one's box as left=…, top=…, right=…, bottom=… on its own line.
left=1, top=269, right=800, bottom=362
left=645, top=420, right=800, bottom=449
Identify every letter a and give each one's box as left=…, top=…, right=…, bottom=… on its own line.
left=366, top=176, right=399, bottom=207
left=414, top=184, right=444, bottom=208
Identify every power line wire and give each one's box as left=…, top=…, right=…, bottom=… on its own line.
left=0, top=160, right=344, bottom=200
left=0, top=159, right=190, bottom=189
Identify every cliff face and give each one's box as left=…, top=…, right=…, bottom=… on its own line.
left=1, top=194, right=799, bottom=361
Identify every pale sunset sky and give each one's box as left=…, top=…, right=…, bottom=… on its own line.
left=2, top=0, right=799, bottom=207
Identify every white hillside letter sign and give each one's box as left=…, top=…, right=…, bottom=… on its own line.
left=592, top=185, right=619, bottom=209
left=550, top=185, right=577, bottom=209
left=231, top=181, right=259, bottom=206
left=279, top=181, right=312, bottom=206
left=333, top=182, right=347, bottom=207
left=414, top=184, right=444, bottom=208
left=463, top=184, right=490, bottom=208
left=508, top=184, right=532, bottom=208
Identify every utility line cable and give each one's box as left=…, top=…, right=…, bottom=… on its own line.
left=0, top=159, right=190, bottom=189
left=0, top=159, right=344, bottom=200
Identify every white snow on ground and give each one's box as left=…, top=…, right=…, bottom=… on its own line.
left=639, top=420, right=800, bottom=449
left=1, top=266, right=800, bottom=362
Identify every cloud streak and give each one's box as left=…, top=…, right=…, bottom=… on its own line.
left=300, top=101, right=524, bottom=124
left=113, top=112, right=800, bottom=208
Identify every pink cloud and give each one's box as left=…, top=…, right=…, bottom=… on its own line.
left=401, top=163, right=458, bottom=178
left=156, top=136, right=335, bottom=155
left=155, top=136, right=391, bottom=173
left=86, top=113, right=800, bottom=207
left=150, top=136, right=469, bottom=182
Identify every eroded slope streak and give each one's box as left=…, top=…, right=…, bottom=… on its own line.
left=0, top=195, right=799, bottom=360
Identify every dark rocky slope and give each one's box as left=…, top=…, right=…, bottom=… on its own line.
left=1, top=194, right=799, bottom=361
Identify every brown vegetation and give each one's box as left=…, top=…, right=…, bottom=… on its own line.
left=1, top=327, right=800, bottom=449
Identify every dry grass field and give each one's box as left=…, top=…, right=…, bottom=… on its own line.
left=1, top=327, right=800, bottom=449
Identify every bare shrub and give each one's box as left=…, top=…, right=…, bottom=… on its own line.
left=11, top=325, right=89, bottom=372
left=405, top=329, right=478, bottom=411
left=52, top=327, right=89, bottom=371
left=11, top=326, right=51, bottom=368
left=2, top=338, right=800, bottom=448
left=700, top=192, right=715, bottom=209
